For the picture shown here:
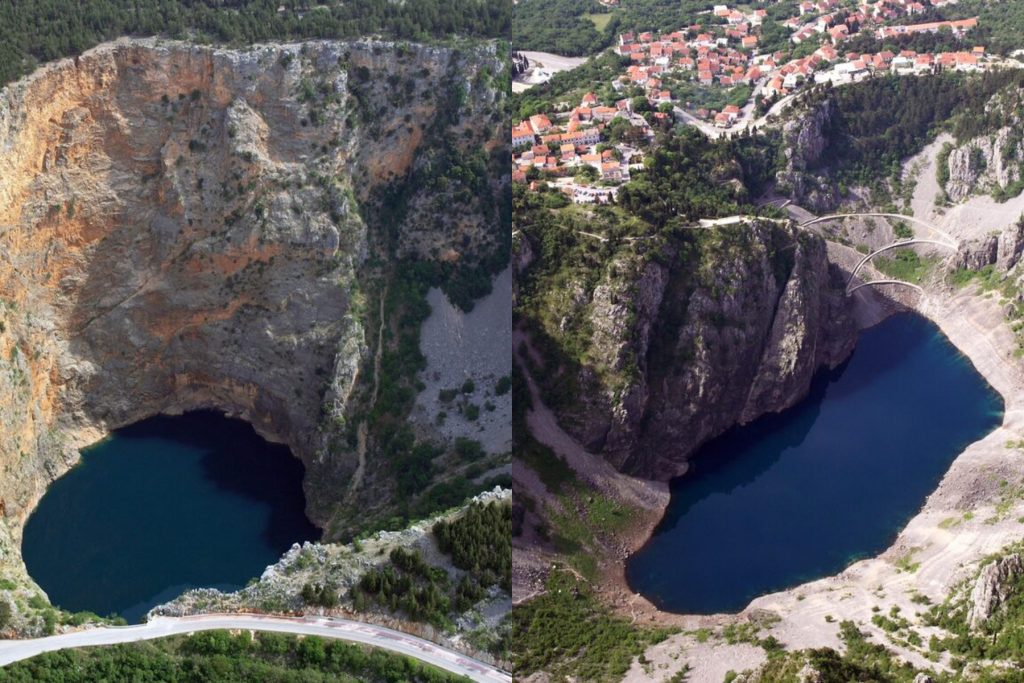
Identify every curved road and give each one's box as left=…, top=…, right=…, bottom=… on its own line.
left=674, top=91, right=796, bottom=139
left=0, top=614, right=511, bottom=682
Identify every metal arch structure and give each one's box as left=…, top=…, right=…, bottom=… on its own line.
left=799, top=212, right=958, bottom=246
left=847, top=279, right=925, bottom=295
left=845, top=238, right=958, bottom=290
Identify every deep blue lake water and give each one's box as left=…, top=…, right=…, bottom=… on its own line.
left=626, top=313, right=1004, bottom=614
left=22, top=411, right=320, bottom=623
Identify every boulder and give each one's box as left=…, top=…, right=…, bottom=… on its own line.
left=967, top=553, right=1024, bottom=629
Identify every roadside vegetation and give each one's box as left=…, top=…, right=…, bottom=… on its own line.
left=434, top=500, right=511, bottom=593
left=0, top=630, right=465, bottom=682
left=350, top=548, right=453, bottom=629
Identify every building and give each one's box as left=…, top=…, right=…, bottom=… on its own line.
left=876, top=17, right=978, bottom=39
left=529, top=114, right=553, bottom=135
left=513, top=122, right=535, bottom=148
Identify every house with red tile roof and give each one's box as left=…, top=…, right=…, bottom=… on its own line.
left=829, top=24, right=850, bottom=43
left=877, top=17, right=978, bottom=38
left=529, top=114, right=552, bottom=134
left=513, top=122, right=535, bottom=147
left=601, top=161, right=623, bottom=181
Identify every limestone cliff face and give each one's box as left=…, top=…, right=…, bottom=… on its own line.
left=955, top=218, right=1024, bottom=272
left=522, top=222, right=855, bottom=480
left=967, top=553, right=1024, bottom=629
left=936, top=83, right=1024, bottom=203
left=944, top=128, right=1024, bottom=202
left=775, top=100, right=841, bottom=213
left=0, top=36, right=506, bottom=618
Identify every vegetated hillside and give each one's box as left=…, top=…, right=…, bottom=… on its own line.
left=511, top=570, right=674, bottom=683
left=0, top=0, right=510, bottom=88
left=0, top=37, right=509, bottom=634
left=513, top=0, right=616, bottom=57
left=513, top=0, right=764, bottom=56
left=777, top=70, right=1024, bottom=211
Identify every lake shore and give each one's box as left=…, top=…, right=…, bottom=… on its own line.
left=616, top=282, right=1024, bottom=681
left=515, top=262, right=1024, bottom=681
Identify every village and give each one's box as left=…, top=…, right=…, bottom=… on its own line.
left=513, top=0, right=1006, bottom=204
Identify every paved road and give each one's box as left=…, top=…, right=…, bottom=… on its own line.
left=674, top=90, right=797, bottom=139
left=513, top=51, right=588, bottom=91
left=0, top=614, right=511, bottom=683
left=697, top=215, right=789, bottom=227
left=517, top=51, right=588, bottom=72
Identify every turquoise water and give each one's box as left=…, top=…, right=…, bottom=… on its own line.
left=22, top=411, right=319, bottom=623
left=626, top=313, right=1004, bottom=614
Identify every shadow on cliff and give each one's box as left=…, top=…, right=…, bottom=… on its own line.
left=653, top=312, right=965, bottom=532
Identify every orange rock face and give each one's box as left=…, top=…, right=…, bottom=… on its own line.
left=0, top=37, right=508, bottom=595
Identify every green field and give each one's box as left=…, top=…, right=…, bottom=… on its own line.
left=584, top=12, right=613, bottom=31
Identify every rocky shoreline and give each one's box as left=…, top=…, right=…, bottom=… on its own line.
left=619, top=260, right=1024, bottom=679
left=516, top=207, right=1024, bottom=681
left=151, top=487, right=512, bottom=666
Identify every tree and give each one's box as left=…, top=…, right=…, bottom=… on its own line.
left=0, top=600, right=11, bottom=630
left=631, top=96, right=653, bottom=113
left=575, top=165, right=599, bottom=183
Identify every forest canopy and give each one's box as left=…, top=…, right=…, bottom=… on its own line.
left=0, top=0, right=509, bottom=88
left=801, top=69, right=1024, bottom=184
left=513, top=0, right=725, bottom=56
